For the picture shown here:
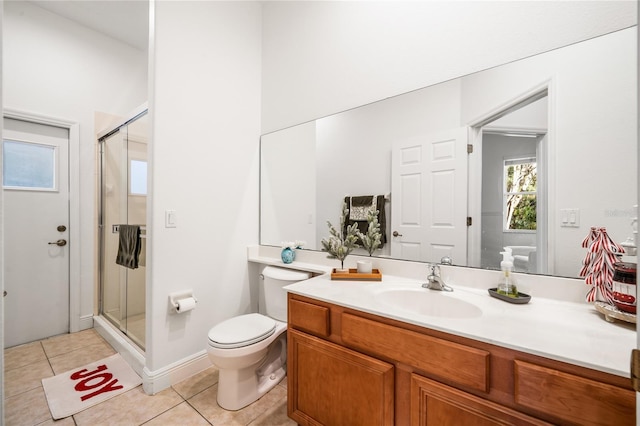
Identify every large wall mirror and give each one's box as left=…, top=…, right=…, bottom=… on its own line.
left=260, top=27, right=637, bottom=279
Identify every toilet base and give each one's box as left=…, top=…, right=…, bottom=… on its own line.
left=215, top=332, right=287, bottom=411
left=216, top=363, right=285, bottom=410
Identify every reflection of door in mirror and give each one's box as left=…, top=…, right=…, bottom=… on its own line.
left=476, top=96, right=548, bottom=274
left=391, top=128, right=468, bottom=264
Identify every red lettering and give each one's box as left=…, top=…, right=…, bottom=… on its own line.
left=80, top=378, right=123, bottom=402
left=75, top=373, right=113, bottom=392
left=67, top=362, right=125, bottom=402
left=70, top=364, right=107, bottom=380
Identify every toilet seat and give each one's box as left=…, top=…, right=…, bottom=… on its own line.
left=208, top=313, right=276, bottom=349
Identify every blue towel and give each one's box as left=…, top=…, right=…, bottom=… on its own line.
left=115, top=225, right=141, bottom=269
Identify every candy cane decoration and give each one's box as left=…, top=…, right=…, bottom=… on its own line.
left=580, top=227, right=624, bottom=304
left=582, top=226, right=598, bottom=248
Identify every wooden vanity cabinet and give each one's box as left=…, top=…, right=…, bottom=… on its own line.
left=288, top=329, right=395, bottom=426
left=287, top=294, right=635, bottom=426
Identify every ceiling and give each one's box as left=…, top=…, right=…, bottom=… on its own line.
left=29, top=0, right=149, bottom=50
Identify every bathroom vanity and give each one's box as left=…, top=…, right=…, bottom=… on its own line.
left=284, top=273, right=635, bottom=426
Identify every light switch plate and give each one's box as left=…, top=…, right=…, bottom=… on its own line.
left=560, top=208, right=580, bottom=227
left=165, top=210, right=177, bottom=228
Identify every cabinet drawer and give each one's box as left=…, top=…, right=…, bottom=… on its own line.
left=288, top=297, right=330, bottom=337
left=342, top=313, right=490, bottom=393
left=514, top=360, right=634, bottom=426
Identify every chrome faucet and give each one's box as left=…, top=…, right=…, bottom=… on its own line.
left=422, top=263, right=453, bottom=292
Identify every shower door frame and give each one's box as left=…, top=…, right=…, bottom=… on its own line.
left=98, top=106, right=148, bottom=349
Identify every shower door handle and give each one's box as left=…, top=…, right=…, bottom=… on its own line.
left=48, top=239, right=67, bottom=247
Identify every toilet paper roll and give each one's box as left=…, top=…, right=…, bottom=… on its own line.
left=176, top=297, right=197, bottom=313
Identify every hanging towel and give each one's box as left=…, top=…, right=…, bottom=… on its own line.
left=138, top=237, right=147, bottom=268
left=343, top=195, right=387, bottom=248
left=348, top=195, right=377, bottom=221
left=115, top=225, right=141, bottom=269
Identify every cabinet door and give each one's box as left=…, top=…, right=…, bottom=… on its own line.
left=411, top=374, right=550, bottom=426
left=288, top=329, right=394, bottom=426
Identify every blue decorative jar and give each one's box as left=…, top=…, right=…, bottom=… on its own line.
left=281, top=247, right=295, bottom=264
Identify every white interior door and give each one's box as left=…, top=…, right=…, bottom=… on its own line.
left=391, top=128, right=468, bottom=264
left=3, top=117, right=70, bottom=348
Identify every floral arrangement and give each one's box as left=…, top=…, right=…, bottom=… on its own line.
left=321, top=201, right=360, bottom=270
left=281, top=240, right=305, bottom=250
left=357, top=209, right=382, bottom=256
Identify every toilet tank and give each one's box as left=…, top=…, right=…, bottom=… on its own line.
left=262, top=266, right=311, bottom=322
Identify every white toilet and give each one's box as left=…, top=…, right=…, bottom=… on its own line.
left=206, top=266, right=311, bottom=410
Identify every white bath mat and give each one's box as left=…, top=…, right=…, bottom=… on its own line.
left=42, top=353, right=142, bottom=419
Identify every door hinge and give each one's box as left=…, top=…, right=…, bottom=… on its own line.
left=467, top=144, right=474, bottom=154
left=467, top=217, right=473, bottom=226
left=631, top=349, right=640, bottom=391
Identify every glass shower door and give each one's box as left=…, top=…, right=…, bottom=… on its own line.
left=100, top=112, right=148, bottom=350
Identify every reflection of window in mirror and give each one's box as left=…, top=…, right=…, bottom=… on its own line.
left=504, top=157, right=537, bottom=232
left=130, top=159, right=147, bottom=195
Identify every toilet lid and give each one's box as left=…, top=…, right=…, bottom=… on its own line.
left=208, top=313, right=276, bottom=349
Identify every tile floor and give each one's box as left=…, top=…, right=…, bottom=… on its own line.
left=4, top=329, right=296, bottom=426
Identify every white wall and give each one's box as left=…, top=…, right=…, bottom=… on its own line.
left=147, top=0, right=261, bottom=376
left=261, top=1, right=637, bottom=133
left=261, top=122, right=317, bottom=248
left=487, top=97, right=548, bottom=131
left=3, top=1, right=147, bottom=328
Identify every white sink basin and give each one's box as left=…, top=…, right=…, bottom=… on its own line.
left=374, top=287, right=483, bottom=319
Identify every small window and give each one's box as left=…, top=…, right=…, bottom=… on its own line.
left=3, top=139, right=56, bottom=190
left=504, top=157, right=536, bottom=231
left=130, top=159, right=147, bottom=195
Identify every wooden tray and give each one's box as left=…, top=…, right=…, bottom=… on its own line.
left=331, top=268, right=382, bottom=281
left=594, top=301, right=636, bottom=324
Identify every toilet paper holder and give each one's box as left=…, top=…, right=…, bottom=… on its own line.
left=168, top=290, right=197, bottom=313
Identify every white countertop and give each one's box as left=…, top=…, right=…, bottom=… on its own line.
left=284, top=272, right=636, bottom=378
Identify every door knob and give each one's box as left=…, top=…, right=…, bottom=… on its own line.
left=48, top=239, right=67, bottom=247
left=393, top=231, right=403, bottom=237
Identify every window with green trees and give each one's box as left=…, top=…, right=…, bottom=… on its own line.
left=504, top=157, right=537, bottom=231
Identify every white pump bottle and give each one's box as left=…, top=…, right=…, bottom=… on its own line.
left=497, top=248, right=518, bottom=297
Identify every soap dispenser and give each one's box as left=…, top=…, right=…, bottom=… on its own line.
left=497, top=248, right=518, bottom=297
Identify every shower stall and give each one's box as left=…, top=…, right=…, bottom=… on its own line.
left=98, top=109, right=148, bottom=351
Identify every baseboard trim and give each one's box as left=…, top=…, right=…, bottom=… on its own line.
left=142, top=350, right=211, bottom=395
left=93, top=315, right=211, bottom=395
left=78, top=314, right=94, bottom=332
left=93, top=316, right=145, bottom=377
